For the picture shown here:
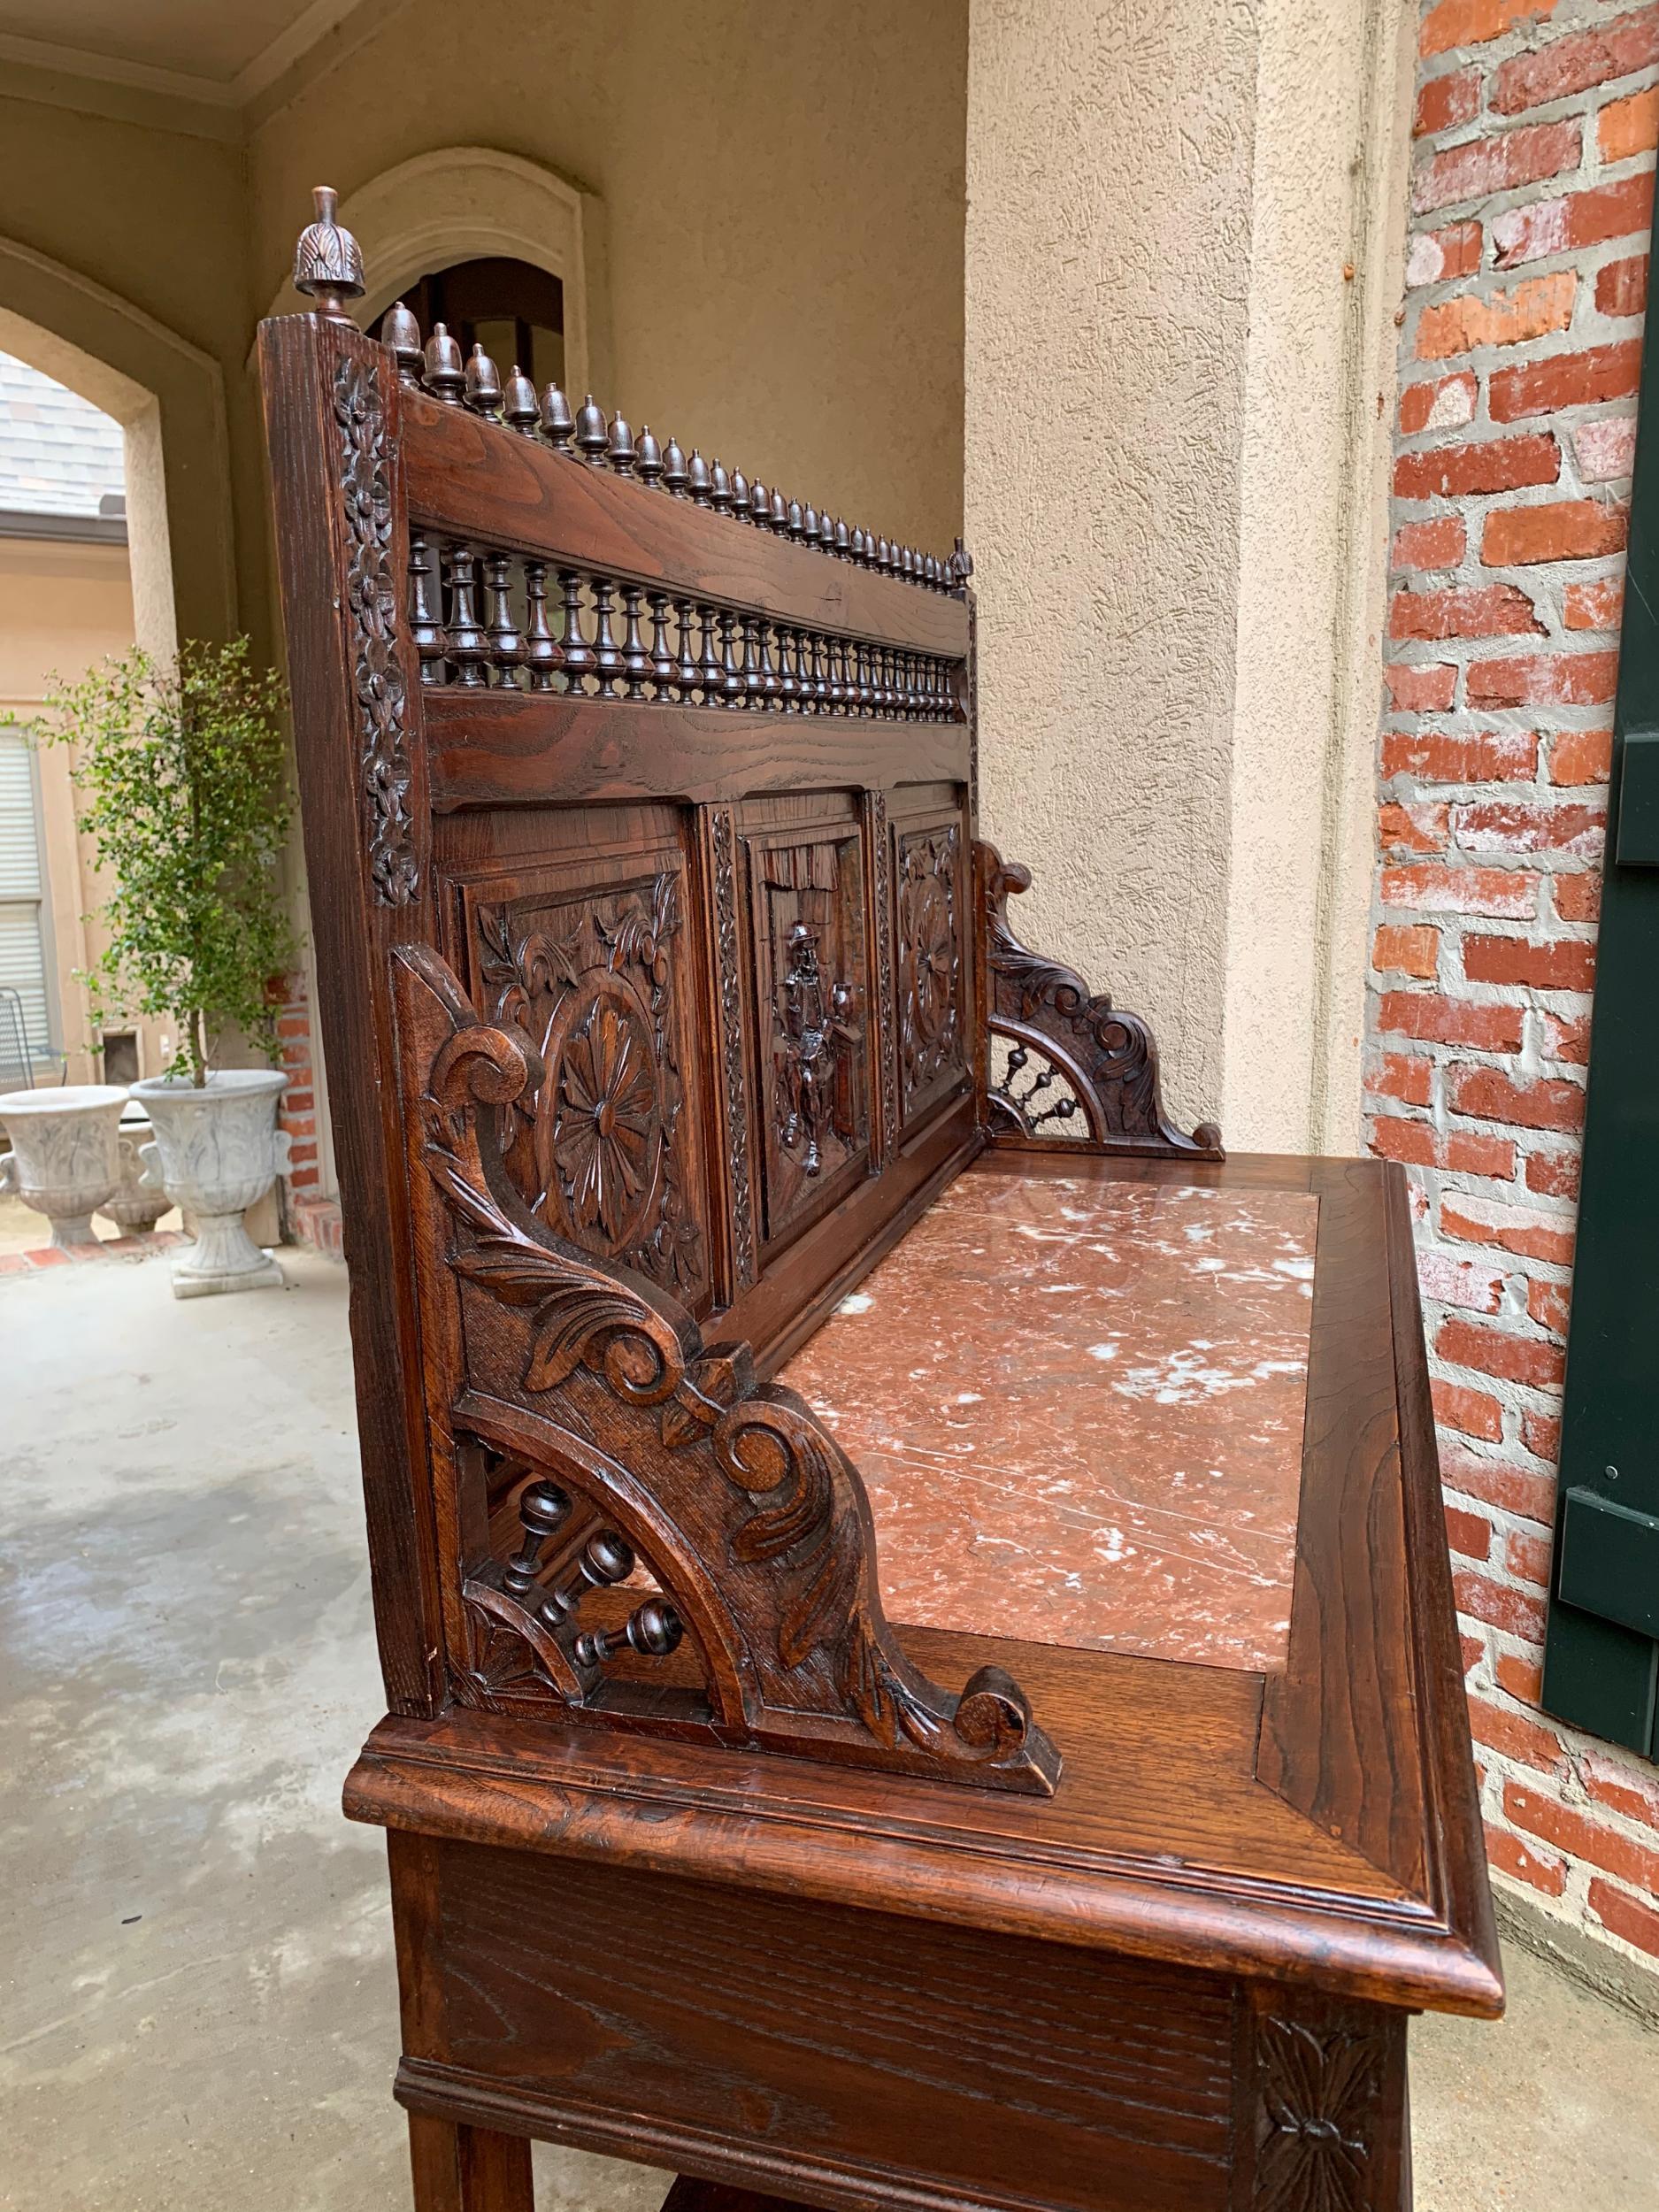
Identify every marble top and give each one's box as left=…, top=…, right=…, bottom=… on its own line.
left=780, top=1169, right=1317, bottom=1673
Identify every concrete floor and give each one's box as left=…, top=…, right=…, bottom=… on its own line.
left=2, top=1248, right=1654, bottom=2210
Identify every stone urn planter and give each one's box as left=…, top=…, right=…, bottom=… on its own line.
left=130, top=1069, right=289, bottom=1298
left=0, top=1085, right=129, bottom=1247
left=98, top=1124, right=173, bottom=1236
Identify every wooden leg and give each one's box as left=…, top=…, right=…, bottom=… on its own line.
left=408, top=2111, right=534, bottom=2212
left=659, top=2185, right=816, bottom=2212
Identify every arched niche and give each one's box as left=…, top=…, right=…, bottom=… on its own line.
left=265, top=146, right=611, bottom=401
left=0, top=238, right=236, bottom=655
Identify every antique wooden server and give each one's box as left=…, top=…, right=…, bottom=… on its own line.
left=259, top=189, right=1500, bottom=2212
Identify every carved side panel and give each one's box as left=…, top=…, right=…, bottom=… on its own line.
left=895, top=809, right=968, bottom=1130
left=706, top=803, right=758, bottom=1294
left=463, top=849, right=709, bottom=1311
left=740, top=796, right=871, bottom=1249
left=1240, top=1994, right=1406, bottom=2212
left=864, top=787, right=899, bottom=1163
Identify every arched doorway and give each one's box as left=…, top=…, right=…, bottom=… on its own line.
left=380, top=256, right=565, bottom=394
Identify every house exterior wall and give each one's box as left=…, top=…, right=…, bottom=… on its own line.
left=1374, top=0, right=1659, bottom=1973
left=964, top=0, right=1412, bottom=1151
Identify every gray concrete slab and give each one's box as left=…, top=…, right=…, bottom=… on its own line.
left=1, top=1248, right=1653, bottom=2209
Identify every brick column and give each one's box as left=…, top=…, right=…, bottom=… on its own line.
left=1374, top=0, right=1659, bottom=1975
left=273, top=970, right=344, bottom=1259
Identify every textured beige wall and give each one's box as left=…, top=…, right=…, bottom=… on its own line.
left=248, top=0, right=971, bottom=556
left=967, top=0, right=1411, bottom=1149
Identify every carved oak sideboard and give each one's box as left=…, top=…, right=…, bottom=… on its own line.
left=258, top=189, right=1500, bottom=2212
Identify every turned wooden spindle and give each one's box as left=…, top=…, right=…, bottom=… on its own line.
left=381, top=299, right=423, bottom=388
left=758, top=619, right=781, bottom=707
left=718, top=610, right=745, bottom=705
left=557, top=569, right=595, bottom=690
left=662, top=437, right=688, bottom=496
left=444, top=545, right=489, bottom=687
left=776, top=625, right=798, bottom=710
left=636, top=426, right=664, bottom=488
left=503, top=364, right=539, bottom=434
left=523, top=562, right=560, bottom=691
left=572, top=1598, right=684, bottom=1671
left=646, top=593, right=676, bottom=695
left=501, top=1479, right=572, bottom=1601
left=540, top=383, right=574, bottom=451
left=423, top=323, right=465, bottom=406
left=825, top=632, right=844, bottom=712
left=541, top=1531, right=636, bottom=1625
left=590, top=575, right=625, bottom=696
left=291, top=184, right=364, bottom=324
left=674, top=599, right=702, bottom=700
left=687, top=449, right=711, bottom=505
left=741, top=614, right=764, bottom=707
left=607, top=411, right=636, bottom=475
left=574, top=393, right=609, bottom=465
left=697, top=603, right=723, bottom=702
left=482, top=552, right=525, bottom=686
left=620, top=586, right=650, bottom=699
left=408, top=534, right=448, bottom=687
left=464, top=342, right=503, bottom=416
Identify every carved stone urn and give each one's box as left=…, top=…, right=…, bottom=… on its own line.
left=0, top=1085, right=129, bottom=1248
left=97, top=1127, right=173, bottom=1236
left=130, top=1069, right=289, bottom=1298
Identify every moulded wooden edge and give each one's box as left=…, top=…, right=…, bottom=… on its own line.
left=344, top=1707, right=1502, bottom=2017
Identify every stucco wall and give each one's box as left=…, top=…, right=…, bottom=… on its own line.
left=966, top=0, right=1411, bottom=1148
left=248, top=0, right=970, bottom=557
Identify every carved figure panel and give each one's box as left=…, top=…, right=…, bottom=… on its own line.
left=468, top=857, right=708, bottom=1309
left=741, top=802, right=871, bottom=1249
left=895, top=812, right=968, bottom=1128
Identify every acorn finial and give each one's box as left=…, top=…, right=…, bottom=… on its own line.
left=423, top=323, right=465, bottom=405
left=503, top=364, right=538, bottom=434
left=540, top=383, right=574, bottom=450
left=710, top=459, right=733, bottom=514
left=574, top=393, right=609, bottom=465
left=293, top=186, right=365, bottom=323
left=636, top=425, right=664, bottom=486
left=607, top=411, right=636, bottom=474
left=381, top=299, right=422, bottom=387
left=465, top=342, right=503, bottom=415
left=662, top=436, right=688, bottom=495
left=687, top=449, right=711, bottom=504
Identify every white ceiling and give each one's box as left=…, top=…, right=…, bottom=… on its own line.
left=0, top=0, right=367, bottom=101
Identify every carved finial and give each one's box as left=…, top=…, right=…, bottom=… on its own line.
left=607, top=410, right=636, bottom=474
left=292, top=184, right=364, bottom=323
left=851, top=526, right=868, bottom=565
left=465, top=342, right=503, bottom=415
left=574, top=393, right=609, bottom=465
left=729, top=467, right=749, bottom=517
left=422, top=323, right=465, bottom=406
left=834, top=518, right=850, bottom=558
left=687, top=449, right=711, bottom=505
left=662, top=436, right=688, bottom=496
left=802, top=502, right=818, bottom=542
left=951, top=537, right=974, bottom=587
left=750, top=480, right=771, bottom=528
left=381, top=299, right=423, bottom=387
left=636, top=424, right=664, bottom=487
left=540, top=382, right=574, bottom=450
left=710, top=459, right=733, bottom=515
left=772, top=491, right=791, bottom=535
left=503, top=363, right=538, bottom=434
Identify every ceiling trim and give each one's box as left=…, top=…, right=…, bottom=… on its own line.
left=0, top=0, right=373, bottom=113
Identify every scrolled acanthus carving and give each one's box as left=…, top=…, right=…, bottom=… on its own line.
left=397, top=942, right=1060, bottom=1796
left=978, top=842, right=1223, bottom=1160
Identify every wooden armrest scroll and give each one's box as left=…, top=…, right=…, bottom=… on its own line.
left=977, top=842, right=1224, bottom=1160
left=396, top=942, right=1060, bottom=1796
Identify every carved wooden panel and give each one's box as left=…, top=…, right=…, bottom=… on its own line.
left=1241, top=1991, right=1405, bottom=2212
left=451, top=825, right=710, bottom=1313
left=739, top=794, right=872, bottom=1250
left=893, top=798, right=969, bottom=1131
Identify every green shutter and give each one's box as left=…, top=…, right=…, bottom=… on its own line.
left=1540, top=202, right=1659, bottom=1758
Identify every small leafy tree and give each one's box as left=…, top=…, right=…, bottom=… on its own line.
left=34, top=639, right=295, bottom=1087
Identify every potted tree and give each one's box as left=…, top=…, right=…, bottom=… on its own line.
left=38, top=640, right=297, bottom=1296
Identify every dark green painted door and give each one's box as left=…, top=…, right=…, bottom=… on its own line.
left=1540, top=205, right=1659, bottom=1757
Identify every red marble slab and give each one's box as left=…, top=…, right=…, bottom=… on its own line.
left=780, top=1167, right=1317, bottom=1672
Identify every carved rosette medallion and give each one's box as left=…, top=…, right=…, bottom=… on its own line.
left=710, top=806, right=757, bottom=1290
left=1254, top=2017, right=1385, bottom=2212
left=477, top=873, right=702, bottom=1297
left=897, top=822, right=963, bottom=1114
left=331, top=354, right=417, bottom=905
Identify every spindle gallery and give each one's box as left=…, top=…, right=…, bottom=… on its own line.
left=257, top=185, right=1498, bottom=2212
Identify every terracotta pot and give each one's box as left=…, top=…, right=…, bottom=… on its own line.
left=129, top=1069, right=289, bottom=1299
left=0, top=1085, right=128, bottom=1248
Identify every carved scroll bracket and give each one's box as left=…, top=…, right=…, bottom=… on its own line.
left=978, top=842, right=1224, bottom=1161
left=396, top=941, right=1060, bottom=1796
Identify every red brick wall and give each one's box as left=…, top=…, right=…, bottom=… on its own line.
left=1373, top=0, right=1659, bottom=1971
